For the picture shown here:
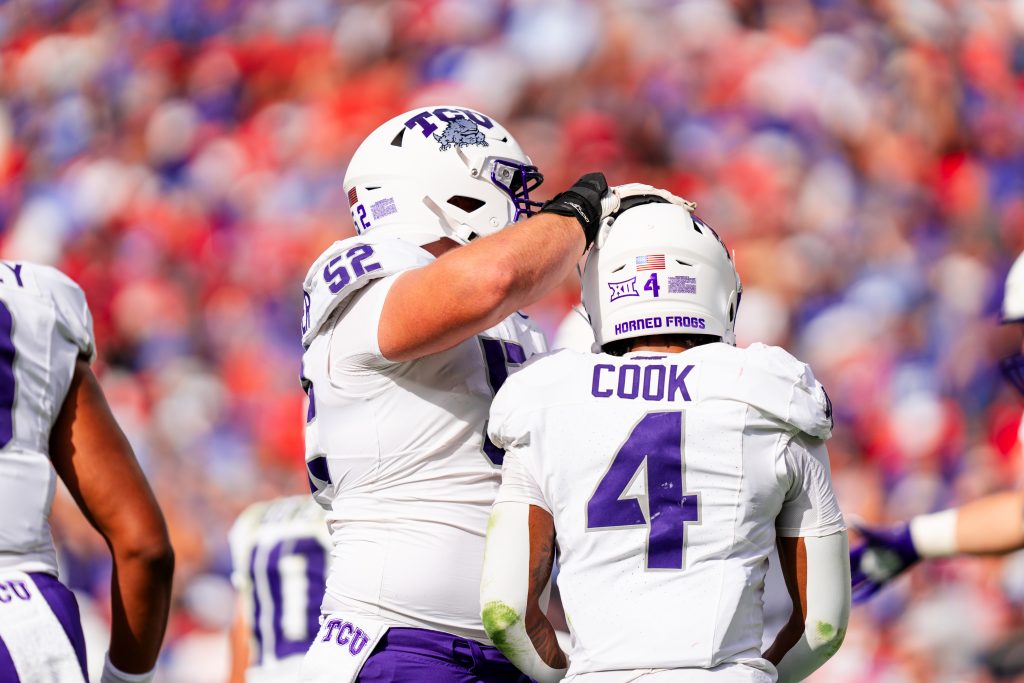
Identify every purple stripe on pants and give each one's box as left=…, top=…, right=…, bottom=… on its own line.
left=357, top=627, right=533, bottom=683
left=30, top=573, right=88, bottom=680
left=0, top=635, right=20, bottom=683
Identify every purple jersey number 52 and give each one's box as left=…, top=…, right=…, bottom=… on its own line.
left=586, top=411, right=700, bottom=570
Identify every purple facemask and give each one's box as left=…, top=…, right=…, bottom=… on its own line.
left=491, top=159, right=544, bottom=221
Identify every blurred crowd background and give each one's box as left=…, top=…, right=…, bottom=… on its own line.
left=2, top=0, right=1024, bottom=680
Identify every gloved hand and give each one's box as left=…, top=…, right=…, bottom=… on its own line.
left=539, top=173, right=610, bottom=249
left=849, top=522, right=920, bottom=603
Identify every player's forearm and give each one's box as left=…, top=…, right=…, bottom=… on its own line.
left=481, top=503, right=568, bottom=683
left=438, top=213, right=583, bottom=327
left=380, top=213, right=583, bottom=361
left=227, top=601, right=251, bottom=683
left=948, top=490, right=1024, bottom=555
left=773, top=533, right=850, bottom=683
left=108, top=539, right=175, bottom=673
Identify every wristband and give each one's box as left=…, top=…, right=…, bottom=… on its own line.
left=909, top=508, right=958, bottom=558
left=101, top=654, right=156, bottom=683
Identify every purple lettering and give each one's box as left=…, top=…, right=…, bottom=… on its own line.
left=642, top=365, right=666, bottom=401
left=337, top=622, right=353, bottom=645
left=592, top=364, right=614, bottom=397
left=458, top=109, right=494, bottom=128
left=349, top=629, right=369, bottom=655
left=322, top=619, right=343, bottom=642
left=0, top=585, right=8, bottom=603
left=8, top=581, right=29, bottom=601
left=301, top=291, right=311, bottom=336
left=2, top=263, right=23, bottom=288
left=405, top=111, right=439, bottom=137
left=617, top=364, right=640, bottom=399
left=668, top=365, right=694, bottom=402
left=433, top=108, right=465, bottom=123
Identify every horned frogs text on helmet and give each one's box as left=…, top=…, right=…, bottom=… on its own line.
left=343, top=106, right=543, bottom=246
left=581, top=197, right=741, bottom=350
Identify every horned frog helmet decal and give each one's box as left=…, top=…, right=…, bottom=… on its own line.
left=433, top=118, right=489, bottom=151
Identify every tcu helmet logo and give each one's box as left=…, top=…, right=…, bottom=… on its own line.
left=434, top=119, right=488, bottom=151
left=403, top=108, right=494, bottom=151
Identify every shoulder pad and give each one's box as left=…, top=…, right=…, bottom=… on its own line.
left=26, top=263, right=95, bottom=361
left=741, top=343, right=832, bottom=439
left=301, top=236, right=434, bottom=348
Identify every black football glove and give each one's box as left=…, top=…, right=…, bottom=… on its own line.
left=538, top=172, right=609, bottom=249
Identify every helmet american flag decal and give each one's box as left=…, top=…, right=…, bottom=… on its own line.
left=636, top=254, right=666, bottom=271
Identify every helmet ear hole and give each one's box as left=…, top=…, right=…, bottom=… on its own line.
left=728, top=302, right=735, bottom=322
left=391, top=129, right=405, bottom=147
left=447, top=195, right=486, bottom=213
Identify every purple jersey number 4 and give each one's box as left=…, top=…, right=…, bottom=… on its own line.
left=586, top=411, right=700, bottom=570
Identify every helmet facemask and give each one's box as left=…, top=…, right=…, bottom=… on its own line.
left=489, top=158, right=544, bottom=221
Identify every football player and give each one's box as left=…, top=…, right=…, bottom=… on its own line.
left=0, top=262, right=174, bottom=683
left=298, top=105, right=673, bottom=682
left=849, top=251, right=1024, bottom=601
left=228, top=495, right=330, bottom=682
left=480, top=196, right=851, bottom=682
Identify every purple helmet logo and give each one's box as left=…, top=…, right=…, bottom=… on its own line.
left=434, top=119, right=489, bottom=151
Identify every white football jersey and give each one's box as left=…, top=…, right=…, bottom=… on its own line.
left=300, top=235, right=546, bottom=642
left=229, top=495, right=331, bottom=682
left=489, top=343, right=844, bottom=679
left=0, top=262, right=94, bottom=576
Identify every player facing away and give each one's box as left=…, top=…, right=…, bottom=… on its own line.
left=298, top=105, right=685, bottom=682
left=227, top=495, right=330, bottom=682
left=850, top=250, right=1024, bottom=602
left=0, top=262, right=174, bottom=683
left=480, top=197, right=851, bottom=683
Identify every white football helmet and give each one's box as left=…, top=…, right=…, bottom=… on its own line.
left=343, top=105, right=543, bottom=246
left=581, top=197, right=741, bottom=351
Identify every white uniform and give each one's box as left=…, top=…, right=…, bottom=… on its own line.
left=300, top=235, right=546, bottom=642
left=0, top=261, right=93, bottom=575
left=0, top=261, right=94, bottom=683
left=489, top=343, right=844, bottom=682
left=229, top=495, right=331, bottom=682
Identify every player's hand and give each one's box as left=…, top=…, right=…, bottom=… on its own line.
left=539, top=173, right=610, bottom=249
left=849, top=522, right=920, bottom=603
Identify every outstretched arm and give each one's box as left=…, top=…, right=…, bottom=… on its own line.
left=851, top=490, right=1024, bottom=602
left=766, top=532, right=850, bottom=682
left=481, top=501, right=568, bottom=683
left=50, top=360, right=174, bottom=680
